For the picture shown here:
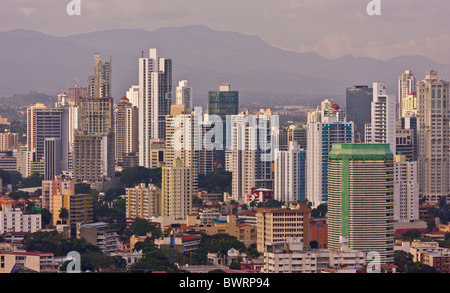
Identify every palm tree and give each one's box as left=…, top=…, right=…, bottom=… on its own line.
left=59, top=207, right=69, bottom=224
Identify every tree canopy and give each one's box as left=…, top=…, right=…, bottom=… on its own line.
left=120, top=167, right=162, bottom=188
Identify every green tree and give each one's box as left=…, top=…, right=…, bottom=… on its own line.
left=8, top=190, right=30, bottom=200
left=40, top=208, right=52, bottom=226
left=401, top=229, right=423, bottom=240
left=75, top=183, right=92, bottom=194
left=309, top=240, right=319, bottom=249
left=393, top=250, right=414, bottom=273
left=59, top=208, right=69, bottom=224
left=406, top=262, right=439, bottom=273
left=264, top=200, right=284, bottom=208
left=427, top=220, right=436, bottom=232
left=198, top=168, right=231, bottom=194
left=19, top=173, right=43, bottom=188
left=120, top=167, right=161, bottom=188
left=311, top=203, right=327, bottom=218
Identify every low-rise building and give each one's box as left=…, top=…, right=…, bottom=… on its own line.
left=420, top=251, right=450, bottom=273
left=262, top=237, right=365, bottom=273
left=154, top=233, right=201, bottom=253
left=0, top=251, right=58, bottom=273
left=77, top=222, right=119, bottom=254
left=0, top=207, right=41, bottom=234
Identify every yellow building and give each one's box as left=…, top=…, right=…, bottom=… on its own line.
left=126, top=183, right=161, bottom=220
left=52, top=189, right=93, bottom=226
left=189, top=214, right=257, bottom=247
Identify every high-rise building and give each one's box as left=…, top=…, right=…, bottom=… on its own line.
left=44, top=138, right=62, bottom=181
left=229, top=110, right=277, bottom=200
left=161, top=158, right=193, bottom=220
left=73, top=130, right=115, bottom=184
left=0, top=130, right=19, bottom=151
left=346, top=85, right=373, bottom=142
left=398, top=70, right=416, bottom=119
left=394, top=155, right=419, bottom=223
left=208, top=82, right=239, bottom=148
left=176, top=80, right=193, bottom=112
left=396, top=120, right=415, bottom=160
left=274, top=141, right=306, bottom=204
left=126, top=183, right=161, bottom=220
left=78, top=96, right=113, bottom=135
left=26, top=103, right=47, bottom=152
left=287, top=124, right=307, bottom=150
left=41, top=175, right=75, bottom=212
left=114, top=97, right=139, bottom=166
left=327, top=143, right=394, bottom=264
left=365, top=82, right=397, bottom=155
left=88, top=53, right=111, bottom=99
left=401, top=92, right=418, bottom=118
left=139, top=48, right=172, bottom=168
left=126, top=85, right=140, bottom=108
left=306, top=101, right=353, bottom=208
left=417, top=70, right=450, bottom=203
left=256, top=203, right=311, bottom=253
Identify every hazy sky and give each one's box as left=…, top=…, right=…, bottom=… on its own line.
left=3, top=0, right=450, bottom=64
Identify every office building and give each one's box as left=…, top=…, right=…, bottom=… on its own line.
left=346, top=85, right=373, bottom=142
left=394, top=155, right=419, bottom=223
left=44, top=138, right=62, bottom=181
left=52, top=188, right=93, bottom=226
left=306, top=101, right=353, bottom=207
left=139, top=48, right=172, bottom=168
left=417, top=70, right=450, bottom=203
left=327, top=143, right=395, bottom=264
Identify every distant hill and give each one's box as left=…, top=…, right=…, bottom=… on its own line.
left=1, top=25, right=450, bottom=108
left=0, top=92, right=55, bottom=108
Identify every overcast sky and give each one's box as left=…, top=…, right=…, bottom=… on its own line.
left=2, top=0, right=450, bottom=64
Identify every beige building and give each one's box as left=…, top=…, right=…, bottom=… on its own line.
left=126, top=183, right=161, bottom=220
left=73, top=130, right=115, bottom=184
left=161, top=158, right=193, bottom=220
left=0, top=130, right=19, bottom=151
left=0, top=251, right=57, bottom=273
left=26, top=103, right=47, bottom=153
left=189, top=214, right=257, bottom=247
left=114, top=96, right=138, bottom=166
left=256, top=203, right=311, bottom=253
left=417, top=70, right=450, bottom=203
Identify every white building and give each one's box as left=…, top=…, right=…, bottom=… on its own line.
left=365, top=82, right=397, bottom=155
left=274, top=141, right=306, bottom=205
left=176, top=80, right=193, bottom=112
left=126, top=85, right=140, bottom=108
left=138, top=48, right=172, bottom=168
left=0, top=208, right=41, bottom=234
left=394, top=155, right=419, bottom=223
left=262, top=237, right=366, bottom=274
left=229, top=110, right=277, bottom=200
left=306, top=101, right=353, bottom=208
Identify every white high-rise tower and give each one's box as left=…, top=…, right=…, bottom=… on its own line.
left=138, top=49, right=172, bottom=168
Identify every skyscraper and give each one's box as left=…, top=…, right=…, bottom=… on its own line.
left=176, top=80, right=193, bottom=112
left=346, top=85, right=373, bottom=142
left=139, top=49, right=172, bottom=168
left=306, top=100, right=354, bottom=208
left=161, top=158, right=193, bottom=220
left=88, top=53, right=111, bottom=99
left=327, top=143, right=394, bottom=264
left=274, top=141, right=306, bottom=204
left=417, top=70, right=450, bottom=203
left=114, top=97, right=139, bottom=166
left=398, top=70, right=416, bottom=119
left=394, top=155, right=419, bottom=223
left=365, top=82, right=397, bottom=155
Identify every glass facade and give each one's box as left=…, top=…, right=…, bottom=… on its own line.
left=346, top=86, right=373, bottom=142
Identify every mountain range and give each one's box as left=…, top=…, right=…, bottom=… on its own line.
left=1, top=24, right=450, bottom=108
